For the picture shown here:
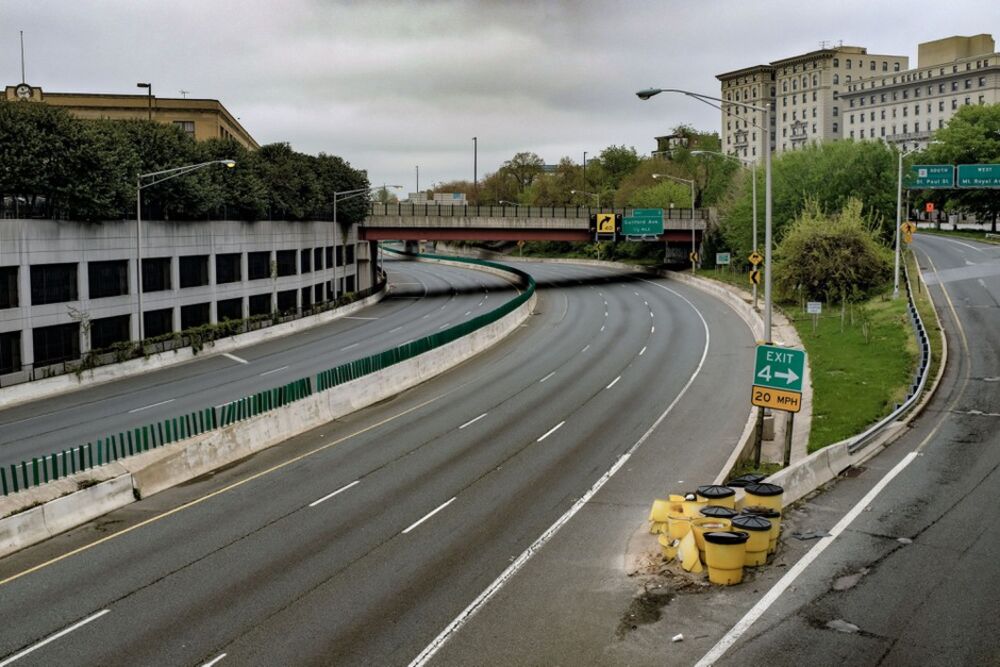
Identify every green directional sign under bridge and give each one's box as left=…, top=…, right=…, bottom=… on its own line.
left=623, top=208, right=664, bottom=236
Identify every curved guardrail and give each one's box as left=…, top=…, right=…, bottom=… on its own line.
left=847, top=255, right=931, bottom=454
left=0, top=254, right=535, bottom=497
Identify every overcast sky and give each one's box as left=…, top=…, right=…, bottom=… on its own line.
left=4, top=1, right=999, bottom=190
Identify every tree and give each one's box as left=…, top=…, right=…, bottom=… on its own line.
left=774, top=198, right=891, bottom=303
left=501, top=152, right=544, bottom=192
left=597, top=145, right=640, bottom=188
left=626, top=180, right=692, bottom=209
left=918, top=103, right=1000, bottom=230
left=720, top=140, right=897, bottom=260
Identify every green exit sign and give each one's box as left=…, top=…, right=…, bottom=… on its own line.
left=753, top=344, right=805, bottom=393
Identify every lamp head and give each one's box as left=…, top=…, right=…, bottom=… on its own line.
left=636, top=88, right=661, bottom=100
left=570, top=189, right=578, bottom=194
left=136, top=82, right=151, bottom=89
left=652, top=174, right=662, bottom=179
left=223, top=160, right=236, bottom=168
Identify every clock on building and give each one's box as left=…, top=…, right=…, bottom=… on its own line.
left=15, top=83, right=31, bottom=99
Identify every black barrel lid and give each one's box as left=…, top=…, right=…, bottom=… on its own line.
left=696, top=484, right=736, bottom=499
left=741, top=505, right=781, bottom=519
left=726, top=473, right=767, bottom=488
left=700, top=506, right=739, bottom=519
left=732, top=514, right=772, bottom=531
left=703, top=530, right=749, bottom=545
left=744, top=482, right=784, bottom=497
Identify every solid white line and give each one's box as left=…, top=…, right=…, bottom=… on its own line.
left=581, top=345, right=590, bottom=353
left=536, top=421, right=565, bottom=442
left=309, top=480, right=360, bottom=508
left=694, top=450, right=920, bottom=667
left=439, top=323, right=451, bottom=330
left=200, top=654, right=227, bottom=667
left=343, top=316, right=378, bottom=320
left=459, top=413, right=488, bottom=429
left=942, top=237, right=985, bottom=252
left=402, top=497, right=457, bottom=534
left=600, top=325, right=605, bottom=332
left=606, top=376, right=621, bottom=389
left=464, top=311, right=472, bottom=316
left=644, top=300, right=649, bottom=306
left=539, top=371, right=556, bottom=383
left=650, top=312, right=655, bottom=319
left=604, top=311, right=608, bottom=317
left=128, top=399, right=174, bottom=414
left=0, top=609, right=110, bottom=667
left=407, top=280, right=713, bottom=667
left=389, top=326, right=403, bottom=333
left=651, top=326, right=655, bottom=334
left=341, top=342, right=360, bottom=351
left=258, top=365, right=289, bottom=377
left=222, top=353, right=248, bottom=364
left=639, top=346, right=647, bottom=356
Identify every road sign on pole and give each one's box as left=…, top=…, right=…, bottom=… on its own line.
left=748, top=250, right=763, bottom=266
left=716, top=252, right=731, bottom=265
left=957, top=164, right=1000, bottom=188
left=751, top=344, right=805, bottom=413
left=806, top=302, right=822, bottom=315
left=596, top=213, right=616, bottom=234
left=623, top=208, right=664, bottom=236
left=749, top=269, right=761, bottom=285
left=907, top=165, right=954, bottom=189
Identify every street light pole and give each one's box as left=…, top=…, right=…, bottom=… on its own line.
left=136, top=82, right=152, bottom=121
left=472, top=137, right=478, bottom=202
left=136, top=159, right=235, bottom=340
left=333, top=185, right=402, bottom=300
left=639, top=87, right=773, bottom=341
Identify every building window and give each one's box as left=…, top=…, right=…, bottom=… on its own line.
left=301, top=286, right=312, bottom=311
left=833, top=106, right=839, bottom=116
left=30, top=263, right=77, bottom=305
left=249, top=293, right=271, bottom=316
left=276, top=250, right=297, bottom=277
left=833, top=74, right=839, bottom=85
left=903, top=107, right=908, bottom=117
left=345, top=245, right=355, bottom=265
left=179, top=255, right=209, bottom=288
left=849, top=130, right=855, bottom=139
left=217, top=297, right=243, bottom=322
left=881, top=127, right=886, bottom=137
left=325, top=247, right=334, bottom=268
left=144, top=309, right=173, bottom=337
left=882, top=61, right=888, bottom=72
left=846, top=59, right=852, bottom=70
left=335, top=246, right=344, bottom=266
left=870, top=111, right=875, bottom=121
left=939, top=119, right=945, bottom=129
left=881, top=110, right=886, bottom=120
left=180, top=302, right=210, bottom=329
left=979, top=76, right=987, bottom=87
left=90, top=315, right=130, bottom=351
left=300, top=249, right=312, bottom=273
left=914, top=104, right=920, bottom=115
left=813, top=74, right=818, bottom=86
left=33, top=322, right=80, bottom=366
left=952, top=99, right=958, bottom=109
left=314, top=247, right=323, bottom=270
left=0, top=266, right=17, bottom=309
left=965, top=79, right=972, bottom=89
left=833, top=122, right=839, bottom=133
left=0, top=331, right=21, bottom=374
left=833, top=58, right=839, bottom=67
left=903, top=123, right=908, bottom=134
left=965, top=97, right=971, bottom=105
left=142, top=257, right=171, bottom=292
left=951, top=81, right=959, bottom=91
left=215, top=253, right=241, bottom=284
left=87, top=260, right=129, bottom=299
left=939, top=100, right=945, bottom=111
left=248, top=251, right=270, bottom=280
left=276, top=289, right=297, bottom=314
left=980, top=95, right=986, bottom=104
left=172, top=120, right=195, bottom=137
left=894, top=63, right=900, bottom=72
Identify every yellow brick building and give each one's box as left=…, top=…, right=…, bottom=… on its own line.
left=3, top=83, right=259, bottom=149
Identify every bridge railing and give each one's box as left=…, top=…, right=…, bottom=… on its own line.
left=369, top=203, right=709, bottom=220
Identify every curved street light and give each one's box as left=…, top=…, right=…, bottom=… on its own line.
left=136, top=159, right=236, bottom=339
left=638, top=86, right=774, bottom=343
left=335, top=185, right=402, bottom=298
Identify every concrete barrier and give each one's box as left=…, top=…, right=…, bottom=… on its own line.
left=0, top=285, right=388, bottom=409
left=0, top=474, right=134, bottom=559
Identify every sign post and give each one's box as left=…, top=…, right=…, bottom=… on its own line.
left=806, top=301, right=822, bottom=333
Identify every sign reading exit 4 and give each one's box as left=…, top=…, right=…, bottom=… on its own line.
left=751, top=344, right=806, bottom=412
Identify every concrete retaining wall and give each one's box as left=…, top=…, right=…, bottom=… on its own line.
left=0, top=285, right=387, bottom=409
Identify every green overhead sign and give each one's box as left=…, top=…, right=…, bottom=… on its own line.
left=623, top=208, right=664, bottom=236
left=957, top=164, right=1000, bottom=188
left=908, top=165, right=954, bottom=189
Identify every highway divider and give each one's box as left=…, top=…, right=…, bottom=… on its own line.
left=0, top=253, right=536, bottom=557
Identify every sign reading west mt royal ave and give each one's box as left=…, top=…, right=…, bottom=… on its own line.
left=751, top=344, right=806, bottom=413
left=957, top=164, right=1000, bottom=188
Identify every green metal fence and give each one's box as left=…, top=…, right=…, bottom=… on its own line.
left=0, top=254, right=535, bottom=498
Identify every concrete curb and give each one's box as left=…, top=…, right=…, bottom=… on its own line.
left=0, top=260, right=533, bottom=558
left=0, top=285, right=389, bottom=410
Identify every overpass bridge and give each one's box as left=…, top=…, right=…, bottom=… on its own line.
left=361, top=203, right=713, bottom=243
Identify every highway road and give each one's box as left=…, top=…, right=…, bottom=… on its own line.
left=702, top=233, right=1000, bottom=666
left=0, top=260, right=754, bottom=666
left=0, top=258, right=517, bottom=469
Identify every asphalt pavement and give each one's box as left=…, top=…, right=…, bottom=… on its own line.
left=0, top=258, right=516, bottom=469
left=0, top=260, right=755, bottom=666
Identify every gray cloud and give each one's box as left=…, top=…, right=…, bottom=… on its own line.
left=3, top=0, right=998, bottom=190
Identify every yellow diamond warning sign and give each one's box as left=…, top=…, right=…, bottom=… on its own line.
left=597, top=213, right=615, bottom=234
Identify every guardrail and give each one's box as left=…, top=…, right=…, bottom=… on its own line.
left=368, top=202, right=709, bottom=221
left=1, top=254, right=536, bottom=497
left=847, top=256, right=931, bottom=454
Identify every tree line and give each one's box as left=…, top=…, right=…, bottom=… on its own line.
left=0, top=100, right=369, bottom=223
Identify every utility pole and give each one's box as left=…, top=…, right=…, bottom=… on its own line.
left=472, top=137, right=478, bottom=203
left=416, top=165, right=419, bottom=193
left=20, top=31, right=26, bottom=82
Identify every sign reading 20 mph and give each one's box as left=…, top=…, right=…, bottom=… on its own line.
left=751, top=344, right=806, bottom=413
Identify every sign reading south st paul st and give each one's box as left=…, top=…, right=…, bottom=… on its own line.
left=751, top=344, right=805, bottom=413
left=907, top=165, right=954, bottom=189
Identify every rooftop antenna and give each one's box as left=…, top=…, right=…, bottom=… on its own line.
left=19, top=30, right=26, bottom=82
left=179, top=89, right=190, bottom=98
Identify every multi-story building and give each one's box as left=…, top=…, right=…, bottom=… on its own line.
left=716, top=64, right=776, bottom=162
left=3, top=83, right=258, bottom=149
left=718, top=45, right=909, bottom=159
left=841, top=35, right=1000, bottom=151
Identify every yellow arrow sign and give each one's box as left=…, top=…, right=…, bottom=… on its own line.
left=749, top=269, right=761, bottom=285
left=597, top=213, right=615, bottom=234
